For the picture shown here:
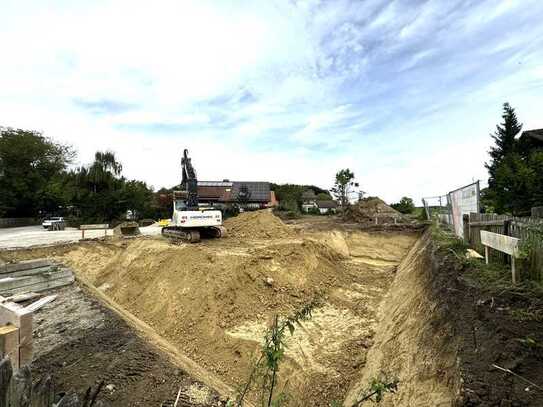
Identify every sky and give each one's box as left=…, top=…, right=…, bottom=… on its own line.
left=1, top=0, right=543, bottom=204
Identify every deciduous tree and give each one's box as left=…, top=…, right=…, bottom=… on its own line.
left=331, top=169, right=355, bottom=208
left=0, top=127, right=74, bottom=217
left=391, top=197, right=415, bottom=214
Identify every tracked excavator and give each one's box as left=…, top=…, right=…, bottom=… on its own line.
left=161, top=149, right=227, bottom=243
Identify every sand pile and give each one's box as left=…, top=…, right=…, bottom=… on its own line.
left=224, top=210, right=295, bottom=239
left=61, top=238, right=344, bottom=390
left=345, top=197, right=402, bottom=223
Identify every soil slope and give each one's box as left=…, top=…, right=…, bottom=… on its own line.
left=344, top=230, right=460, bottom=406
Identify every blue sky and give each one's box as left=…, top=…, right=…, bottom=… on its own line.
left=1, top=0, right=543, bottom=203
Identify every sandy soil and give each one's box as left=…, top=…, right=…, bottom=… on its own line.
left=344, top=231, right=460, bottom=407
left=52, top=213, right=419, bottom=406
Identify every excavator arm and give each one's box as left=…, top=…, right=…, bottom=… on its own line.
left=181, top=149, right=199, bottom=210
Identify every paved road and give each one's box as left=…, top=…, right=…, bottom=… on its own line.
left=0, top=225, right=162, bottom=250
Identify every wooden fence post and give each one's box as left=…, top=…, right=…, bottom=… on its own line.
left=0, top=357, right=12, bottom=407
left=504, top=219, right=511, bottom=237
left=463, top=214, right=470, bottom=244
left=512, top=256, right=518, bottom=284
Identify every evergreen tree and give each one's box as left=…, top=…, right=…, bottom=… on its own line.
left=485, top=102, right=522, bottom=184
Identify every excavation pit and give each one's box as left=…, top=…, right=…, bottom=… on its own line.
left=56, top=213, right=419, bottom=406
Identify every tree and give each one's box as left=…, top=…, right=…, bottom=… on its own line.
left=331, top=169, right=355, bottom=208
left=391, top=197, right=415, bottom=214
left=88, top=151, right=123, bottom=193
left=483, top=103, right=543, bottom=215
left=67, top=150, right=156, bottom=222
left=492, top=153, right=539, bottom=215
left=270, top=184, right=305, bottom=210
left=0, top=127, right=74, bottom=217
left=486, top=103, right=522, bottom=188
left=122, top=180, right=155, bottom=219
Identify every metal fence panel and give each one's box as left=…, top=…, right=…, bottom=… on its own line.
left=448, top=181, right=480, bottom=239
left=422, top=195, right=452, bottom=225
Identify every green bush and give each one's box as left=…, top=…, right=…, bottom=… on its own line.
left=307, top=207, right=321, bottom=215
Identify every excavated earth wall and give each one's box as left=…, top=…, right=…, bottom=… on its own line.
left=344, top=230, right=461, bottom=406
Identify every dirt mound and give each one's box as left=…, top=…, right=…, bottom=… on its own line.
left=224, top=210, right=295, bottom=239
left=344, top=197, right=401, bottom=223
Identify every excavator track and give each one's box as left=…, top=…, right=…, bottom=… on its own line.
left=161, top=226, right=227, bottom=243
left=161, top=227, right=201, bottom=243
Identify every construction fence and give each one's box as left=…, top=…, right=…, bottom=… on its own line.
left=422, top=181, right=480, bottom=239
left=423, top=180, right=543, bottom=282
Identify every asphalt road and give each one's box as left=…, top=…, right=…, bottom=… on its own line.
left=0, top=225, right=162, bottom=250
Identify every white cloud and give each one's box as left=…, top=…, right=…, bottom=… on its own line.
left=1, top=0, right=543, bottom=204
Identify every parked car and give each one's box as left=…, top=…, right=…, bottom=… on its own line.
left=42, top=217, right=64, bottom=229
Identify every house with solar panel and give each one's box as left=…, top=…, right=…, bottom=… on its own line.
left=197, top=180, right=278, bottom=209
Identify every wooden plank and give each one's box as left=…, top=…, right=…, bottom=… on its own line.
left=22, top=295, right=57, bottom=313
left=79, top=224, right=109, bottom=230
left=2, top=293, right=41, bottom=304
left=0, top=326, right=19, bottom=371
left=1, top=260, right=54, bottom=274
left=469, top=220, right=507, bottom=226
left=0, top=276, right=74, bottom=297
left=0, top=357, right=13, bottom=407
left=1, top=265, right=61, bottom=279
left=0, top=303, right=33, bottom=368
left=0, top=269, right=73, bottom=293
left=480, top=231, right=519, bottom=257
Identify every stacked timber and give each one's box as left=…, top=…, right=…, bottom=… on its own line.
left=0, top=259, right=74, bottom=296
left=0, top=259, right=74, bottom=371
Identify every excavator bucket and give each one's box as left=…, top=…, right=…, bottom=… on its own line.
left=113, top=221, right=141, bottom=237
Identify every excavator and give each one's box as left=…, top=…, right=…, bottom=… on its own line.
left=161, top=149, right=227, bottom=243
